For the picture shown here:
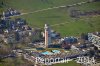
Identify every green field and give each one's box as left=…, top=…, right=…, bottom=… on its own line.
left=43, top=61, right=81, bottom=66
left=0, top=0, right=100, bottom=36
left=52, top=61, right=81, bottom=66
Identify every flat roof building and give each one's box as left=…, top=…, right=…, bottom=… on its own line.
left=88, top=33, right=100, bottom=50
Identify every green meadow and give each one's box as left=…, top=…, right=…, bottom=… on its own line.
left=0, top=0, right=100, bottom=37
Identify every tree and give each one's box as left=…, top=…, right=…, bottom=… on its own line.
left=0, top=47, right=11, bottom=62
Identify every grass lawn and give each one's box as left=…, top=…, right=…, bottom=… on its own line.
left=43, top=61, right=81, bottom=66
left=6, top=0, right=87, bottom=12
left=0, top=58, right=15, bottom=66
left=0, top=57, right=33, bottom=66
left=52, top=61, right=81, bottom=66
left=43, top=48, right=65, bottom=52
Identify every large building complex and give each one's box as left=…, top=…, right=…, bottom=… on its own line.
left=88, top=33, right=100, bottom=50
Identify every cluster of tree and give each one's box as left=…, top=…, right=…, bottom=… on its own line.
left=0, top=46, right=11, bottom=61
left=0, top=1, right=4, bottom=7
left=0, top=0, right=6, bottom=8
